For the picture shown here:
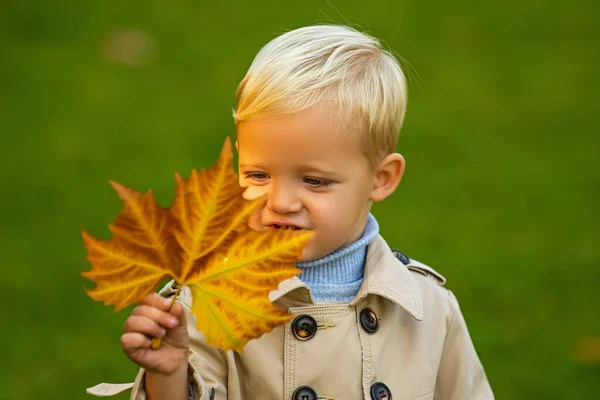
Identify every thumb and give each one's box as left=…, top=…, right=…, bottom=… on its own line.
left=171, top=301, right=187, bottom=328
left=163, top=301, right=189, bottom=349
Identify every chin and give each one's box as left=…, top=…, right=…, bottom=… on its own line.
left=297, top=246, right=314, bottom=262
left=298, top=248, right=312, bottom=262
left=298, top=245, right=329, bottom=263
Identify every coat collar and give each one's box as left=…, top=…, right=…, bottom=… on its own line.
left=269, top=235, right=423, bottom=321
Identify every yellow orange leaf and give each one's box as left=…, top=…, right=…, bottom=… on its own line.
left=82, top=137, right=313, bottom=351
left=82, top=182, right=178, bottom=311
left=169, top=138, right=261, bottom=282
left=189, top=229, right=311, bottom=351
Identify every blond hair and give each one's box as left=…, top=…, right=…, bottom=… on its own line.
left=233, top=25, right=408, bottom=166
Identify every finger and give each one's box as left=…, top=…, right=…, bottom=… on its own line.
left=120, top=332, right=151, bottom=353
left=139, top=293, right=183, bottom=318
left=131, top=304, right=180, bottom=329
left=157, top=300, right=186, bottom=328
left=170, top=302, right=187, bottom=330
left=168, top=301, right=185, bottom=319
left=139, top=292, right=171, bottom=310
left=123, top=315, right=167, bottom=338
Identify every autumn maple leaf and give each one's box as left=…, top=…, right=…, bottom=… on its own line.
left=81, top=182, right=178, bottom=310
left=82, top=137, right=313, bottom=351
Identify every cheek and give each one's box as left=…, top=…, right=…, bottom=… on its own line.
left=308, top=197, right=352, bottom=229
left=248, top=208, right=266, bottom=231
left=242, top=184, right=268, bottom=200
left=309, top=189, right=369, bottom=228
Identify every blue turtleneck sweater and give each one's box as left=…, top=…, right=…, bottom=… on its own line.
left=295, top=214, right=379, bottom=302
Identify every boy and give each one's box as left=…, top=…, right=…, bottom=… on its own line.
left=90, top=25, right=494, bottom=399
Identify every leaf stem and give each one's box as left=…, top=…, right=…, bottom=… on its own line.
left=151, top=283, right=183, bottom=350
left=168, top=284, right=183, bottom=311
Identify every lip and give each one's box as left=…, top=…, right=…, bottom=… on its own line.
left=264, top=221, right=305, bottom=230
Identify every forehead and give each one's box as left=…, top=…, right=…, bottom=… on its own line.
left=236, top=107, right=366, bottom=170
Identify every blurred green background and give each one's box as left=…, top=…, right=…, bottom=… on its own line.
left=1, top=0, right=598, bottom=398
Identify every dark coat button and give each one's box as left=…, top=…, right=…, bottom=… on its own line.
left=292, top=314, right=317, bottom=341
left=293, top=385, right=317, bottom=400
left=370, top=382, right=392, bottom=399
left=392, top=249, right=410, bottom=265
left=360, top=307, right=379, bottom=333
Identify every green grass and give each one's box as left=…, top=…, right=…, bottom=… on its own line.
left=1, top=0, right=598, bottom=398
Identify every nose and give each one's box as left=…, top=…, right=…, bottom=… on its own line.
left=267, top=181, right=302, bottom=214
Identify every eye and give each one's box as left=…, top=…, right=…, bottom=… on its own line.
left=304, top=176, right=332, bottom=188
left=244, top=172, right=269, bottom=183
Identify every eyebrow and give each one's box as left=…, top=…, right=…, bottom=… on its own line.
left=297, top=164, right=339, bottom=175
left=239, top=164, right=266, bottom=170
left=239, top=163, right=340, bottom=176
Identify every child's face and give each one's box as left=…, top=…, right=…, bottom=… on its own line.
left=237, top=106, right=379, bottom=261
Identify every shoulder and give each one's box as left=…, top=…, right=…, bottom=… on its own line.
left=390, top=248, right=447, bottom=287
left=389, top=247, right=456, bottom=318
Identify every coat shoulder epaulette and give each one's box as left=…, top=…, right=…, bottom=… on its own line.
left=391, top=249, right=447, bottom=286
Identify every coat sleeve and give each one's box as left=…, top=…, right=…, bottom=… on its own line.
left=129, top=284, right=230, bottom=400
left=434, top=290, right=495, bottom=400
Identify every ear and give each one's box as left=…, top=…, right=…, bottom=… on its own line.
left=370, top=153, right=406, bottom=202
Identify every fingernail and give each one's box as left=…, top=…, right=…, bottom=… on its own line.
left=163, top=299, right=171, bottom=308
left=159, top=328, right=166, bottom=337
left=169, top=316, right=179, bottom=326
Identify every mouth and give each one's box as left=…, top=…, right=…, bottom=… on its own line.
left=268, top=224, right=303, bottom=231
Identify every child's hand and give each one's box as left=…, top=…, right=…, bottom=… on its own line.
left=120, top=293, right=189, bottom=375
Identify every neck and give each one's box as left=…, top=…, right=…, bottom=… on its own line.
left=296, top=214, right=379, bottom=302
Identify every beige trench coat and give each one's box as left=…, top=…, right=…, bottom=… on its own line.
left=88, top=235, right=494, bottom=399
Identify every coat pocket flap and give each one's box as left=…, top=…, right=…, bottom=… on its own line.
left=86, top=382, right=135, bottom=396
